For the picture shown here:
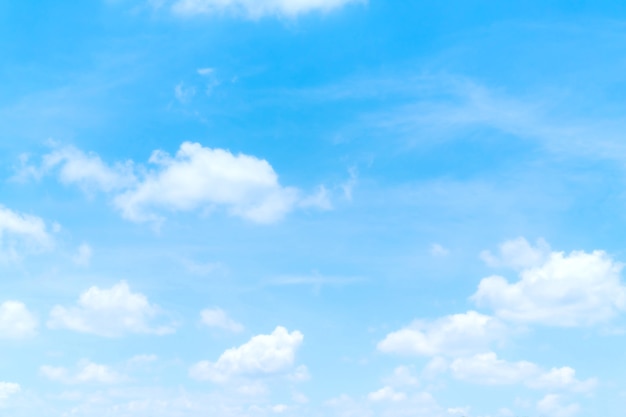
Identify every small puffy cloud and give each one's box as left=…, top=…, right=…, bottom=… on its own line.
left=480, top=237, right=550, bottom=269
left=473, top=240, right=626, bottom=326
left=170, top=0, right=365, bottom=19
left=72, top=243, right=92, bottom=266
left=41, top=360, right=125, bottom=384
left=0, top=382, right=20, bottom=403
left=189, top=326, right=303, bottom=382
left=377, top=311, right=507, bottom=357
left=47, top=281, right=175, bottom=337
left=368, top=386, right=407, bottom=402
left=450, top=352, right=596, bottom=393
left=537, top=394, right=580, bottom=417
left=0, top=301, right=37, bottom=339
left=0, top=205, right=54, bottom=262
left=113, top=142, right=325, bottom=224
left=200, top=308, right=244, bottom=333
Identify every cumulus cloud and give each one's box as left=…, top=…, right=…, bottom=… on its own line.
left=0, top=205, right=54, bottom=262
left=377, top=311, right=507, bottom=357
left=473, top=239, right=626, bottom=326
left=47, top=281, right=175, bottom=337
left=170, top=0, right=365, bottom=19
left=450, top=352, right=596, bottom=393
left=0, top=301, right=37, bottom=339
left=113, top=142, right=308, bottom=223
left=21, top=142, right=329, bottom=225
left=200, top=308, right=244, bottom=333
left=189, top=326, right=303, bottom=382
left=41, top=360, right=125, bottom=384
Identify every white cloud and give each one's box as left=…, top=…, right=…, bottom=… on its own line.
left=0, top=205, right=54, bottom=262
left=450, top=352, right=596, bottom=393
left=537, top=394, right=580, bottom=417
left=21, top=142, right=328, bottom=225
left=189, top=326, right=303, bottom=382
left=41, top=360, right=125, bottom=384
left=0, top=382, right=20, bottom=402
left=472, top=239, right=626, bottom=326
left=0, top=301, right=37, bottom=339
left=73, top=243, right=93, bottom=266
left=480, top=237, right=550, bottom=269
left=170, top=0, right=365, bottom=19
left=47, top=281, right=175, bottom=337
left=23, top=145, right=136, bottom=193
left=377, top=311, right=507, bottom=357
left=113, top=142, right=324, bottom=224
left=368, top=386, right=407, bottom=402
left=200, top=308, right=244, bottom=333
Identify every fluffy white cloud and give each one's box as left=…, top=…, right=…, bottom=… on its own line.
left=47, top=281, right=175, bottom=337
left=41, top=360, right=125, bottom=384
left=377, top=311, right=507, bottom=357
left=0, top=301, right=37, bottom=339
left=170, top=0, right=365, bottom=19
left=537, top=394, right=580, bottom=417
left=200, top=308, right=244, bottom=333
left=480, top=237, right=550, bottom=269
left=368, top=386, right=407, bottom=402
left=113, top=142, right=308, bottom=223
left=450, top=352, right=596, bottom=393
left=0, top=205, right=53, bottom=262
left=189, top=326, right=303, bottom=382
left=0, top=382, right=20, bottom=402
left=473, top=239, right=626, bottom=326
left=21, top=142, right=328, bottom=225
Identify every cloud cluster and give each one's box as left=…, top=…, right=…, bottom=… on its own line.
left=474, top=238, right=626, bottom=327
left=23, top=142, right=330, bottom=225
left=190, top=326, right=303, bottom=382
left=378, top=237, right=611, bottom=401
left=47, top=281, right=175, bottom=337
left=170, top=0, right=365, bottom=19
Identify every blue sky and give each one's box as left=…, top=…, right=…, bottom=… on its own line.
left=2, top=1, right=626, bottom=416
